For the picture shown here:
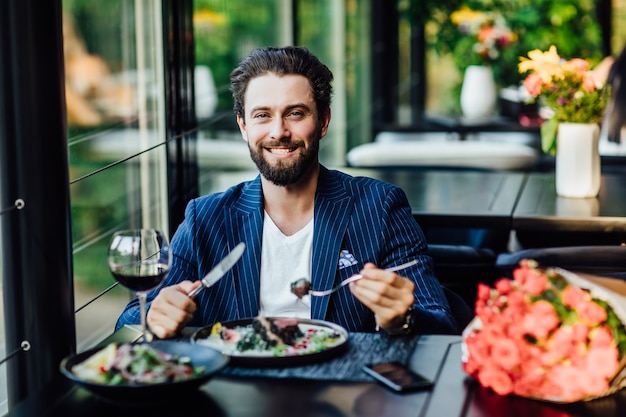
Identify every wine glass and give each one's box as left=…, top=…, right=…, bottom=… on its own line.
left=108, top=229, right=171, bottom=342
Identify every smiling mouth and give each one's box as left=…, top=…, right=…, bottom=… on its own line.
left=266, top=146, right=298, bottom=155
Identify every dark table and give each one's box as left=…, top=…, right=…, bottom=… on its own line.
left=511, top=172, right=626, bottom=248
left=341, top=168, right=526, bottom=229
left=513, top=172, right=626, bottom=233
left=8, top=328, right=626, bottom=417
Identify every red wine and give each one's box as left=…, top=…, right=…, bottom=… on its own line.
left=111, top=263, right=169, bottom=292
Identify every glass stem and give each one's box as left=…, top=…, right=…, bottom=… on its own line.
left=138, top=292, right=152, bottom=342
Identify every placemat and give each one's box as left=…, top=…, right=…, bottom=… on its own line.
left=218, top=332, right=420, bottom=382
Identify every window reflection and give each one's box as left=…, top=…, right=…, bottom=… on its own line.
left=64, top=0, right=168, bottom=351
left=63, top=12, right=136, bottom=128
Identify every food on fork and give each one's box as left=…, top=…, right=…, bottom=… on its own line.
left=290, top=278, right=311, bottom=299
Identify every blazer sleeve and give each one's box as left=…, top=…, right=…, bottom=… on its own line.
left=380, top=186, right=458, bottom=334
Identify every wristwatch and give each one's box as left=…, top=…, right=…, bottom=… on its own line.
left=384, top=305, right=416, bottom=336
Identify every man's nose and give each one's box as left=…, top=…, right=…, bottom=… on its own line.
left=270, top=117, right=289, bottom=139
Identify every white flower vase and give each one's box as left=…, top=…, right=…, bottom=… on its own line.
left=555, top=122, right=601, bottom=198
left=460, top=65, right=496, bottom=119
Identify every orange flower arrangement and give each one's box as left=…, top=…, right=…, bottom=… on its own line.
left=451, top=7, right=517, bottom=65
left=462, top=260, right=626, bottom=402
left=518, top=45, right=610, bottom=154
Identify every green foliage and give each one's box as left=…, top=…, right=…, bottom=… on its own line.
left=427, top=0, right=605, bottom=89
left=541, top=117, right=559, bottom=155
left=193, top=0, right=281, bottom=113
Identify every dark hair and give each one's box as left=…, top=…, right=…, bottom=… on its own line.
left=230, top=46, right=333, bottom=121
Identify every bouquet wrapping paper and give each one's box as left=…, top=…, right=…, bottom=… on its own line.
left=462, top=260, right=626, bottom=403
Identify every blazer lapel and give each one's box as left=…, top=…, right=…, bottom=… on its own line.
left=311, top=168, right=354, bottom=320
left=224, top=176, right=264, bottom=319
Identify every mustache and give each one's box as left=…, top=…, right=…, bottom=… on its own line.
left=261, top=138, right=304, bottom=148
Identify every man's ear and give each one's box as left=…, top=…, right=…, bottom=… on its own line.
left=237, top=115, right=248, bottom=142
left=319, top=109, right=331, bottom=139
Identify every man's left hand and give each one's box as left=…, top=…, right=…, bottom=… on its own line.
left=348, top=262, right=414, bottom=331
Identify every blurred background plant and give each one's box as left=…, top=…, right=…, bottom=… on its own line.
left=426, top=0, right=606, bottom=113
left=450, top=7, right=517, bottom=67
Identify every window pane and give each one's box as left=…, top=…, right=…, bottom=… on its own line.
left=64, top=0, right=168, bottom=350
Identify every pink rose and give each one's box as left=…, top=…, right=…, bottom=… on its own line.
left=566, top=58, right=590, bottom=73
left=585, top=345, right=619, bottom=378
left=547, top=364, right=586, bottom=402
left=463, top=355, right=480, bottom=375
left=522, top=73, right=543, bottom=97
left=522, top=300, right=559, bottom=340
left=523, top=269, right=548, bottom=296
left=548, top=327, right=575, bottom=360
left=466, top=333, right=490, bottom=365
left=495, top=278, right=513, bottom=295
left=571, top=323, right=590, bottom=343
left=480, top=321, right=506, bottom=343
left=582, top=73, right=597, bottom=91
left=577, top=300, right=607, bottom=326
left=491, top=338, right=521, bottom=371
left=476, top=283, right=492, bottom=306
left=590, top=325, right=614, bottom=348
left=562, top=285, right=587, bottom=309
left=579, top=371, right=609, bottom=398
left=477, top=363, right=514, bottom=396
left=476, top=304, right=497, bottom=324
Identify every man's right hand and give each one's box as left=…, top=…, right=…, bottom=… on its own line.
left=146, top=280, right=202, bottom=339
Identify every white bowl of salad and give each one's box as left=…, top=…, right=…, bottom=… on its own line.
left=60, top=340, right=228, bottom=402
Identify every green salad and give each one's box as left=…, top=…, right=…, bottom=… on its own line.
left=71, top=343, right=205, bottom=385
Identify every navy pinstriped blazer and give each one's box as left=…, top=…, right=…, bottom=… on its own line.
left=116, top=166, right=457, bottom=334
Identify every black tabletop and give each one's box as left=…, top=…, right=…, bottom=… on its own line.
left=341, top=168, right=526, bottom=229
left=9, top=329, right=626, bottom=417
left=513, top=172, right=626, bottom=233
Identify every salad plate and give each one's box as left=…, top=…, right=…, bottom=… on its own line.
left=60, top=340, right=228, bottom=403
left=191, top=317, right=349, bottom=367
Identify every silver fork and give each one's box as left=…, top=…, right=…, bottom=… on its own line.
left=309, top=259, right=418, bottom=296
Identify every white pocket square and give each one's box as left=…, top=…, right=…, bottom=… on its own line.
left=338, top=250, right=358, bottom=269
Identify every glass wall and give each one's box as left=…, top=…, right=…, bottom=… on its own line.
left=58, top=0, right=373, bottom=358
left=63, top=0, right=169, bottom=351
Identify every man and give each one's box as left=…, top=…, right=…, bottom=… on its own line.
left=116, top=46, right=457, bottom=338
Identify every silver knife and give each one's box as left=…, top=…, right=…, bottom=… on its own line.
left=187, top=242, right=246, bottom=299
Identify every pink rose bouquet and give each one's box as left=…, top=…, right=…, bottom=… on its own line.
left=462, top=259, right=626, bottom=403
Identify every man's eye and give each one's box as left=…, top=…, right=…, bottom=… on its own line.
left=254, top=113, right=269, bottom=119
left=289, top=110, right=304, bottom=117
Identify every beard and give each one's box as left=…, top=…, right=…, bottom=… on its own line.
left=248, top=135, right=320, bottom=187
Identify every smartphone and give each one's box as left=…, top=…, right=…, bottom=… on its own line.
left=362, top=361, right=434, bottom=392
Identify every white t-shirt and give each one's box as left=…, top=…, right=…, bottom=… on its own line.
left=258, top=212, right=313, bottom=318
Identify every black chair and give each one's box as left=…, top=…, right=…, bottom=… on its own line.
left=428, top=243, right=497, bottom=309
left=496, top=245, right=626, bottom=280
left=442, top=286, right=474, bottom=333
